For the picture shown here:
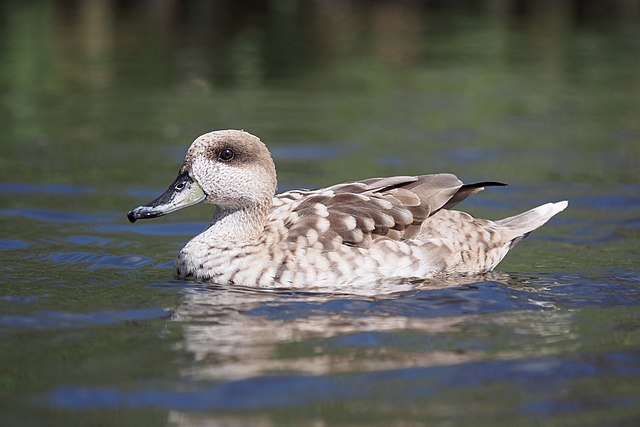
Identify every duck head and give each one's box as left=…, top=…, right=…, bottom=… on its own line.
left=127, top=130, right=277, bottom=223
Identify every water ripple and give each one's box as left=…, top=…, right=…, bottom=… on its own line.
left=0, top=239, right=30, bottom=250
left=0, top=182, right=95, bottom=195
left=0, top=295, right=44, bottom=304
left=0, top=308, right=170, bottom=330
left=242, top=281, right=555, bottom=320
left=0, top=208, right=105, bottom=224
left=47, top=252, right=155, bottom=270
left=97, top=222, right=203, bottom=236
left=41, top=351, right=639, bottom=411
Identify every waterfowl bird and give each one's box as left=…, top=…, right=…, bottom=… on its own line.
left=128, top=130, right=567, bottom=288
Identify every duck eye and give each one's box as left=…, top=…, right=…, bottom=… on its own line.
left=218, top=148, right=235, bottom=162
left=174, top=182, right=185, bottom=191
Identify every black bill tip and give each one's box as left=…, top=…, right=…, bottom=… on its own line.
left=127, top=210, right=138, bottom=223
left=127, top=206, right=166, bottom=223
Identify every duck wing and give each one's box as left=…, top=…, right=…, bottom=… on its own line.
left=271, top=174, right=504, bottom=251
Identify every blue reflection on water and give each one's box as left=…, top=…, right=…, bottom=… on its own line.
left=46, top=252, right=155, bottom=270
left=1, top=208, right=105, bottom=224
left=97, top=222, right=204, bottom=236
left=0, top=182, right=95, bottom=195
left=0, top=308, right=170, bottom=330
left=0, top=239, right=30, bottom=250
left=64, top=235, right=114, bottom=246
left=43, top=352, right=637, bottom=412
left=243, top=282, right=556, bottom=320
left=0, top=295, right=43, bottom=304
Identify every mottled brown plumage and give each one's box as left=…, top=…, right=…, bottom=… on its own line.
left=128, top=130, right=568, bottom=289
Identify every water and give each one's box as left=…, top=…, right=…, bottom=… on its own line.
left=1, top=1, right=640, bottom=425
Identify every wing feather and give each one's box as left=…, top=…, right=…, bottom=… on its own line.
left=270, top=173, right=500, bottom=252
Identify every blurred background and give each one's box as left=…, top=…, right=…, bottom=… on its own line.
left=1, top=1, right=639, bottom=426
left=2, top=0, right=639, bottom=190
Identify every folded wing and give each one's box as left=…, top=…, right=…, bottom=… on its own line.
left=270, top=174, right=505, bottom=251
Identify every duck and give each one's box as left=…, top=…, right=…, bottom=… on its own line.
left=127, top=130, right=568, bottom=289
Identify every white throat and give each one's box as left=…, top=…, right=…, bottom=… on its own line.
left=198, top=204, right=268, bottom=243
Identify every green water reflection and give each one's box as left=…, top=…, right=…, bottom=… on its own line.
left=1, top=0, right=638, bottom=189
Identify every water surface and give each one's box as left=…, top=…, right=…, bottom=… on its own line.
left=1, top=1, right=639, bottom=426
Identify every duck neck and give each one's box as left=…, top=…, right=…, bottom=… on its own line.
left=201, top=201, right=270, bottom=243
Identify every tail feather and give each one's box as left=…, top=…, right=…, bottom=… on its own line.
left=496, top=201, right=568, bottom=245
left=443, top=181, right=508, bottom=209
